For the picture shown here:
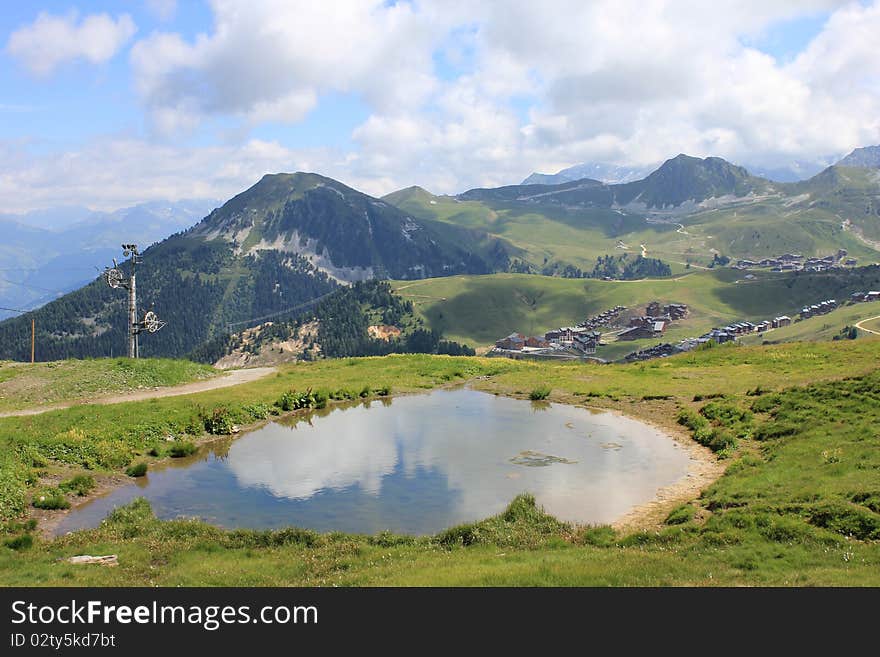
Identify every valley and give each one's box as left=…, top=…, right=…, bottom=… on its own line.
left=2, top=148, right=880, bottom=589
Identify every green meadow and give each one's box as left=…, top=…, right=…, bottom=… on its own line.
left=1, top=338, right=880, bottom=586
left=392, top=267, right=880, bottom=348
left=0, top=358, right=217, bottom=414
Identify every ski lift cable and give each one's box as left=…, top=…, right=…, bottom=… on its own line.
left=0, top=276, right=66, bottom=295
left=225, top=291, right=336, bottom=331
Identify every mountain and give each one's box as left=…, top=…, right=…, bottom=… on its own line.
left=522, top=162, right=656, bottom=186
left=0, top=173, right=513, bottom=361
left=521, top=157, right=833, bottom=187
left=0, top=200, right=218, bottom=320
left=617, top=154, right=772, bottom=209
left=388, top=152, right=880, bottom=276
left=836, top=145, right=880, bottom=169
left=194, top=172, right=511, bottom=280
left=463, top=154, right=772, bottom=210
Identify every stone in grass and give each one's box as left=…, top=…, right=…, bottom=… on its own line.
left=65, top=555, right=118, bottom=566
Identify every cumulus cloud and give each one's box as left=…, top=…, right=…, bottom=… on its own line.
left=6, top=11, right=136, bottom=76
left=5, top=0, right=880, bottom=211
left=130, top=0, right=449, bottom=131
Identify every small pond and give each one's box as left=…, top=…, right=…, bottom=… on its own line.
left=54, top=388, right=691, bottom=536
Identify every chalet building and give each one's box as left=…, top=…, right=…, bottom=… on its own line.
left=772, top=316, right=791, bottom=328
left=544, top=326, right=602, bottom=347
left=705, top=328, right=735, bottom=343
left=666, top=303, right=689, bottom=319
left=723, top=322, right=756, bottom=336
left=572, top=331, right=601, bottom=354
left=545, top=327, right=576, bottom=344
left=800, top=299, right=838, bottom=319
left=757, top=321, right=772, bottom=332
left=496, top=332, right=526, bottom=350
left=618, top=319, right=666, bottom=341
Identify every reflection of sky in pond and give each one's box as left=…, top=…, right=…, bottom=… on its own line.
left=55, top=389, right=690, bottom=536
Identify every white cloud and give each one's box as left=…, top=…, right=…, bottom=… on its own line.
left=4, top=0, right=880, bottom=212
left=6, top=11, right=137, bottom=76
left=129, top=0, right=450, bottom=132
left=0, top=137, right=346, bottom=214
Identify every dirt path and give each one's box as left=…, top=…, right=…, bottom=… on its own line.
left=606, top=272, right=695, bottom=283
left=0, top=367, right=276, bottom=418
left=855, top=315, right=880, bottom=336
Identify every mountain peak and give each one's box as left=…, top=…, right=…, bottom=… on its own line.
left=625, top=154, right=766, bottom=208
left=836, top=145, right=880, bottom=169
left=382, top=185, right=438, bottom=206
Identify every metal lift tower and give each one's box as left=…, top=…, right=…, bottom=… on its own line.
left=104, top=244, right=165, bottom=358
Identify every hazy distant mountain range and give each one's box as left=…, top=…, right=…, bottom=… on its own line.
left=1, top=145, right=878, bottom=361
left=522, top=163, right=656, bottom=185
left=0, top=200, right=218, bottom=320
left=522, top=156, right=844, bottom=186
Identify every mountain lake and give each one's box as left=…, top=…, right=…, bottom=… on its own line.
left=54, top=388, right=692, bottom=536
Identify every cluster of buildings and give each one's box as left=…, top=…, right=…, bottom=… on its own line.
left=799, top=299, right=839, bottom=319
left=494, top=326, right=602, bottom=359
left=622, top=287, right=877, bottom=363
left=851, top=291, right=880, bottom=303
left=492, top=304, right=633, bottom=360
left=735, top=250, right=857, bottom=273
left=624, top=343, right=681, bottom=362
left=694, top=316, right=792, bottom=345
left=617, top=302, right=688, bottom=341
left=577, top=305, right=626, bottom=331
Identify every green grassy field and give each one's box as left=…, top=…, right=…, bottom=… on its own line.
left=1, top=340, right=880, bottom=586
left=0, top=358, right=218, bottom=413
left=391, top=267, right=880, bottom=349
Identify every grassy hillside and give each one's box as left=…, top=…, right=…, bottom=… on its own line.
left=387, top=187, right=684, bottom=270
left=738, top=304, right=880, bottom=345
left=0, top=358, right=217, bottom=413
left=2, top=341, right=879, bottom=585
left=385, top=164, right=880, bottom=272
left=391, top=267, right=880, bottom=347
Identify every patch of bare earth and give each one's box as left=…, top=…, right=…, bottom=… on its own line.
left=215, top=320, right=321, bottom=369
left=367, top=325, right=402, bottom=340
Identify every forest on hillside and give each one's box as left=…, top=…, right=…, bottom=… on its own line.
left=189, top=280, right=475, bottom=364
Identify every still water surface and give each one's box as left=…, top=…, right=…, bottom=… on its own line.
left=55, top=389, right=691, bottom=535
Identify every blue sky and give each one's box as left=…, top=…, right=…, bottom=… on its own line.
left=1, top=1, right=878, bottom=213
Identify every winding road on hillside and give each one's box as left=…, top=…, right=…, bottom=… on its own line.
left=0, top=367, right=277, bottom=419
left=855, top=315, right=880, bottom=336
